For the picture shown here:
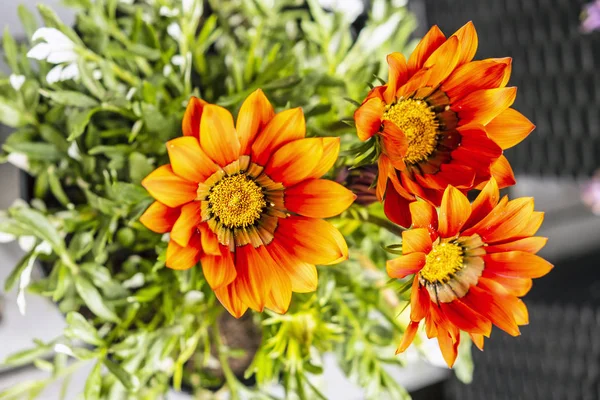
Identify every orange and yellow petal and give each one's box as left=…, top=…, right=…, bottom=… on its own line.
left=402, top=228, right=433, bottom=255
left=214, top=283, right=248, bottom=318
left=264, top=138, right=323, bottom=187
left=488, top=155, right=516, bottom=189
left=396, top=321, right=420, bottom=354
left=251, top=107, right=305, bottom=165
left=285, top=179, right=356, bottom=219
left=485, top=108, right=535, bottom=150
left=170, top=201, right=201, bottom=247
left=277, top=216, right=348, bottom=266
left=167, top=136, right=219, bottom=183
left=265, top=266, right=292, bottom=314
left=407, top=25, right=446, bottom=76
left=236, top=89, right=275, bottom=155
left=165, top=234, right=202, bottom=270
left=199, top=104, right=240, bottom=167
left=354, top=97, right=385, bottom=141
left=268, top=239, right=318, bottom=293
left=200, top=245, right=236, bottom=289
left=438, top=186, right=471, bottom=238
left=442, top=60, right=510, bottom=103
left=452, top=21, right=478, bottom=66
left=423, top=36, right=460, bottom=87
left=384, top=52, right=409, bottom=103
left=386, top=252, right=426, bottom=279
left=142, top=165, right=198, bottom=208
left=182, top=97, right=207, bottom=139
left=410, top=276, right=430, bottom=321
left=453, top=87, right=517, bottom=126
left=140, top=201, right=180, bottom=233
left=483, top=251, right=553, bottom=279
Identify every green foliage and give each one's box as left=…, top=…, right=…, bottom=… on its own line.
left=0, top=0, right=473, bottom=399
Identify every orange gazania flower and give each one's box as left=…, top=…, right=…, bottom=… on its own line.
left=388, top=179, right=552, bottom=367
left=354, top=22, right=535, bottom=227
left=139, top=89, right=355, bottom=317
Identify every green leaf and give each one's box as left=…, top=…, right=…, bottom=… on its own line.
left=2, top=344, right=51, bottom=367
left=84, top=362, right=102, bottom=400
left=0, top=98, right=30, bottom=128
left=74, top=275, right=120, bottom=322
left=2, top=142, right=60, bottom=161
left=65, top=311, right=104, bottom=346
left=2, top=28, right=19, bottom=73
left=111, top=182, right=150, bottom=204
left=103, top=359, right=139, bottom=391
left=67, top=108, right=100, bottom=141
left=39, top=124, right=69, bottom=152
left=10, top=207, right=63, bottom=251
left=20, top=80, right=40, bottom=111
left=77, top=58, right=106, bottom=100
left=43, top=90, right=100, bottom=108
left=37, top=5, right=83, bottom=45
left=48, top=166, right=71, bottom=207
left=128, top=153, right=154, bottom=184
left=4, top=250, right=35, bottom=292
left=128, top=285, right=161, bottom=303
left=18, top=5, right=38, bottom=42
left=68, top=231, right=95, bottom=261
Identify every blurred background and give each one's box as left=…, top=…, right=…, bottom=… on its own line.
left=1, top=0, right=600, bottom=399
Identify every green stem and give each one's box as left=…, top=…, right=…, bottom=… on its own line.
left=212, top=324, right=241, bottom=400
left=83, top=51, right=140, bottom=87
left=366, top=214, right=405, bottom=237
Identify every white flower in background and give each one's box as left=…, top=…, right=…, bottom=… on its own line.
left=318, top=0, right=364, bottom=22
left=0, top=232, right=16, bottom=243
left=123, top=272, right=145, bottom=289
left=7, top=152, right=30, bottom=171
left=27, top=27, right=80, bottom=84
left=159, top=6, right=179, bottom=17
left=18, top=236, right=36, bottom=252
left=67, top=141, right=82, bottom=161
left=9, top=74, right=25, bottom=91
left=167, top=22, right=183, bottom=41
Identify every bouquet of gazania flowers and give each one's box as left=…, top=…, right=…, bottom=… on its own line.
left=0, top=0, right=550, bottom=398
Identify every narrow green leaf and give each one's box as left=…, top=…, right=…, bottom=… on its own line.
left=10, top=207, right=63, bottom=251
left=65, top=312, right=104, bottom=346
left=74, top=275, right=120, bottom=322
left=103, top=359, right=139, bottom=391
left=0, top=98, right=30, bottom=128
left=2, top=142, right=60, bottom=161
left=67, top=107, right=100, bottom=141
left=77, top=58, right=106, bottom=100
left=17, top=5, right=38, bottom=42
left=84, top=362, right=102, bottom=400
left=2, top=28, right=19, bottom=73
left=128, top=152, right=154, bottom=184
left=111, top=182, right=149, bottom=204
left=4, top=250, right=35, bottom=292
left=37, top=5, right=83, bottom=45
left=2, top=345, right=51, bottom=367
left=43, top=90, right=99, bottom=108
left=48, top=166, right=71, bottom=207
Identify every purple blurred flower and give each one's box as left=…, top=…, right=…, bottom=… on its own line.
left=581, top=0, right=600, bottom=33
left=582, top=173, right=600, bottom=214
left=336, top=165, right=378, bottom=206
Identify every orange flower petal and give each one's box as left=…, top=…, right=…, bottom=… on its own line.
left=310, top=137, right=341, bottom=178
left=407, top=25, right=446, bottom=76
left=483, top=251, right=553, bottom=279
left=166, top=233, right=201, bottom=270
left=396, top=321, right=420, bottom=354
left=463, top=178, right=499, bottom=231
left=453, top=87, right=517, bottom=126
left=264, top=138, right=323, bottom=187
left=381, top=121, right=408, bottom=170
left=410, top=276, right=430, bottom=321
left=442, top=60, right=509, bottom=101
left=170, top=201, right=201, bottom=247
left=265, top=266, right=292, bottom=314
left=452, top=21, right=478, bottom=66
left=354, top=97, right=385, bottom=141
left=267, top=239, right=318, bottom=293
left=285, top=179, right=356, bottom=219
left=384, top=181, right=413, bottom=228
left=198, top=223, right=221, bottom=256
left=376, top=156, right=392, bottom=201
left=214, top=283, right=248, bottom=318
left=236, top=89, right=275, bottom=155
left=486, top=108, right=535, bottom=150
left=517, top=211, right=544, bottom=238
left=251, top=107, right=305, bottom=165
left=437, top=328, right=459, bottom=368
left=277, top=216, right=348, bottom=266
left=494, top=57, right=513, bottom=87
left=386, top=252, right=426, bottom=279
left=199, top=104, right=240, bottom=167
left=485, top=237, right=547, bottom=254
left=384, top=52, right=409, bottom=103
left=489, top=155, right=516, bottom=189
left=402, top=228, right=433, bottom=255
left=481, top=270, right=533, bottom=297
left=200, top=245, right=236, bottom=289
left=462, top=285, right=520, bottom=337
left=440, top=299, right=492, bottom=336
left=409, top=200, right=439, bottom=235
left=167, top=136, right=219, bottom=182
left=438, top=186, right=471, bottom=238
left=139, top=201, right=180, bottom=233
left=470, top=333, right=485, bottom=351
left=477, top=277, right=529, bottom=325
left=142, top=165, right=198, bottom=208
left=182, top=97, right=207, bottom=139
left=423, top=36, right=460, bottom=87
left=235, top=245, right=275, bottom=312
left=477, top=197, right=534, bottom=243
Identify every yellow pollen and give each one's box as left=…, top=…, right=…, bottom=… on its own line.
left=420, top=242, right=464, bottom=283
left=382, top=99, right=439, bottom=164
left=208, top=174, right=266, bottom=228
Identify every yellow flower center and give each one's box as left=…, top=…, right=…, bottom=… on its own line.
left=208, top=174, right=266, bottom=228
left=382, top=99, right=439, bottom=165
left=420, top=242, right=464, bottom=283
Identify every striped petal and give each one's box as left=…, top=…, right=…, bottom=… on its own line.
left=170, top=201, right=201, bottom=247
left=214, top=283, right=248, bottom=318
left=386, top=252, right=426, bottom=279
left=252, top=107, right=305, bottom=165
left=267, top=239, right=318, bottom=293
left=139, top=201, right=180, bottom=233
left=454, top=87, right=517, bottom=126
left=199, top=104, right=240, bottom=167
left=438, top=186, right=471, bottom=238
left=182, top=97, right=207, bottom=139
left=285, top=179, right=356, bottom=219
left=165, top=234, right=201, bottom=270
left=167, top=136, right=219, bottom=182
left=407, top=25, right=446, bottom=76
left=236, top=89, right=275, bottom=155
left=354, top=97, right=385, bottom=141
left=264, top=138, right=323, bottom=187
left=142, top=165, right=198, bottom=208
left=402, top=228, right=433, bottom=255
left=483, top=251, right=553, bottom=279
left=200, top=245, right=236, bottom=289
